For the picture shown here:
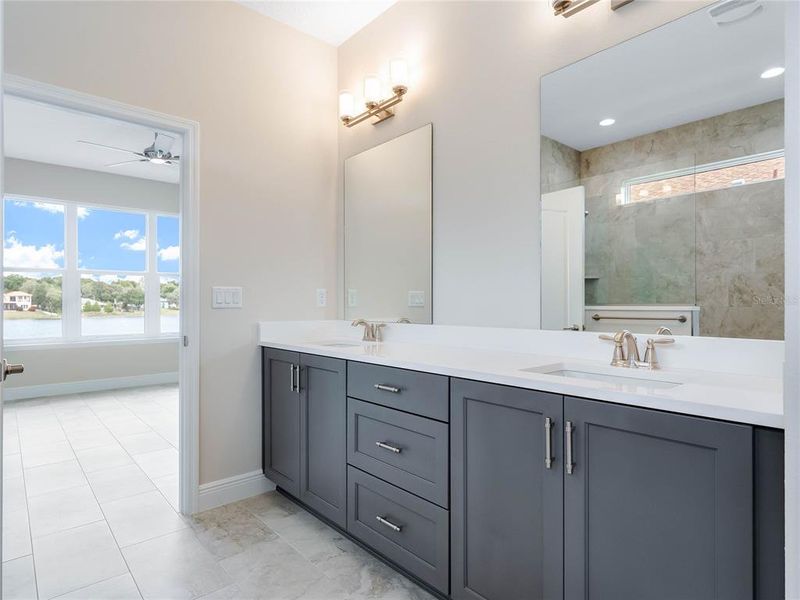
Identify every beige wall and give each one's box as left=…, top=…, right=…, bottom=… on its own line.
left=4, top=1, right=338, bottom=485
left=5, top=158, right=179, bottom=212
left=4, top=342, right=178, bottom=390
left=337, top=0, right=713, bottom=328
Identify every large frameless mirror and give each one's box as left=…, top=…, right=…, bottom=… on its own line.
left=540, top=1, right=785, bottom=340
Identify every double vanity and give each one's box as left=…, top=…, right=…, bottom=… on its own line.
left=260, top=320, right=784, bottom=600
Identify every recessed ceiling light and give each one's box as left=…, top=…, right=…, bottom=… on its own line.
left=599, top=118, right=616, bottom=127
left=761, top=67, right=785, bottom=79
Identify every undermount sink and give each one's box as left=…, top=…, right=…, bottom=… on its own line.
left=521, top=363, right=682, bottom=391
left=313, top=341, right=361, bottom=348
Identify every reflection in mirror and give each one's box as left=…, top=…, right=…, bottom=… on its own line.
left=540, top=1, right=785, bottom=340
left=344, top=124, right=432, bottom=323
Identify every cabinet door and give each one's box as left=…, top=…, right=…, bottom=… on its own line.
left=262, top=348, right=300, bottom=496
left=564, top=396, right=753, bottom=600
left=451, top=379, right=563, bottom=600
left=299, top=354, right=347, bottom=527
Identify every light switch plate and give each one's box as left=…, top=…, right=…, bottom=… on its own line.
left=347, top=288, right=358, bottom=307
left=316, top=288, right=327, bottom=308
left=212, top=286, right=243, bottom=309
left=408, top=291, right=425, bottom=307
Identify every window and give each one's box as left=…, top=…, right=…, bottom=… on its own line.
left=620, top=150, right=785, bottom=205
left=3, top=196, right=180, bottom=343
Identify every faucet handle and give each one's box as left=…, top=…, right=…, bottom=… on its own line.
left=373, top=322, right=386, bottom=342
left=642, top=336, right=674, bottom=369
left=599, top=333, right=626, bottom=366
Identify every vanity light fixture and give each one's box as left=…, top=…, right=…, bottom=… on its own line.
left=599, top=118, right=616, bottom=127
left=553, top=0, right=634, bottom=17
left=760, top=66, right=785, bottom=79
left=339, top=58, right=410, bottom=128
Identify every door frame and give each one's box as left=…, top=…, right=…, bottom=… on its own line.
left=2, top=74, right=201, bottom=514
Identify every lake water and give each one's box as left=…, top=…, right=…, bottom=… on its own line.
left=4, top=315, right=180, bottom=339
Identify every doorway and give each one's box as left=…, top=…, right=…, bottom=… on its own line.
left=1, top=76, right=199, bottom=597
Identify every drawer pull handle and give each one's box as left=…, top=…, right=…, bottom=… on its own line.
left=565, top=420, right=575, bottom=475
left=376, top=515, right=402, bottom=532
left=544, top=416, right=553, bottom=469
left=374, top=384, right=400, bottom=393
left=375, top=441, right=402, bottom=454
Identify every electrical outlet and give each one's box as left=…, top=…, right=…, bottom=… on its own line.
left=316, top=288, right=327, bottom=307
left=348, top=288, right=358, bottom=307
left=408, top=290, right=425, bottom=307
left=212, top=286, right=243, bottom=309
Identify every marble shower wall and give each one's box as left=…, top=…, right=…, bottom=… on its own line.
left=541, top=136, right=581, bottom=194
left=541, top=99, right=785, bottom=340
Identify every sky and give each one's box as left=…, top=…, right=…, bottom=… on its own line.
left=4, top=199, right=179, bottom=274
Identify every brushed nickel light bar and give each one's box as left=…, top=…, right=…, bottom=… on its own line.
left=340, top=85, right=407, bottom=128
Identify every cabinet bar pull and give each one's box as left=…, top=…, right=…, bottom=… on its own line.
left=374, top=384, right=400, bottom=393
left=294, top=365, right=301, bottom=393
left=375, top=441, right=402, bottom=454
left=544, top=417, right=553, bottom=469
left=375, top=515, right=402, bottom=532
left=289, top=364, right=295, bottom=392
left=565, top=421, right=575, bottom=475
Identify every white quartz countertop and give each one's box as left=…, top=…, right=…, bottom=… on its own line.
left=258, top=321, right=783, bottom=429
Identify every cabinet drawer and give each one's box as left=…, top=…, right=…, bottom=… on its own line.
left=347, top=362, right=448, bottom=422
left=348, top=399, right=449, bottom=508
left=348, top=467, right=449, bottom=594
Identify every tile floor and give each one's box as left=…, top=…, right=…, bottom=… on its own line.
left=2, top=385, right=433, bottom=600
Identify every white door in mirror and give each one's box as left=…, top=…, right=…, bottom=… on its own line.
left=541, top=186, right=585, bottom=330
left=212, top=286, right=243, bottom=308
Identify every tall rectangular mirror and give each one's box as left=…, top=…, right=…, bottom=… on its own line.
left=344, top=124, right=432, bottom=323
left=540, top=1, right=785, bottom=340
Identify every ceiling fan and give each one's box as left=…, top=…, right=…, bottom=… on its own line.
left=77, top=132, right=180, bottom=167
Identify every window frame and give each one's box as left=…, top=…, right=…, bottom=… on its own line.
left=3, top=193, right=180, bottom=347
left=619, top=148, right=785, bottom=205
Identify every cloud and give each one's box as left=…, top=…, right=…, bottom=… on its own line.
left=77, top=207, right=90, bottom=219
left=120, top=237, right=147, bottom=252
left=114, top=229, right=140, bottom=240
left=4, top=235, right=64, bottom=269
left=157, top=245, right=180, bottom=262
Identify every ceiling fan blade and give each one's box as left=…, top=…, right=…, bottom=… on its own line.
left=77, top=140, right=144, bottom=157
left=154, top=132, right=176, bottom=152
left=105, top=159, right=149, bottom=168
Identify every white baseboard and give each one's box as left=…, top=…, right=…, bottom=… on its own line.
left=197, top=469, right=275, bottom=512
left=3, top=371, right=179, bottom=402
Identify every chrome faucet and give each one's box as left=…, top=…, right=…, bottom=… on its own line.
left=351, top=319, right=386, bottom=342
left=599, top=330, right=674, bottom=369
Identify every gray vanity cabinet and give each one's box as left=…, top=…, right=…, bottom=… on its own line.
left=262, top=349, right=347, bottom=527
left=262, top=348, right=301, bottom=496
left=450, top=379, right=564, bottom=600
left=563, top=396, right=753, bottom=600
left=299, top=354, right=347, bottom=528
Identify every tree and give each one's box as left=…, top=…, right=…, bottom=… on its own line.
left=83, top=302, right=101, bottom=313
left=4, top=274, right=25, bottom=292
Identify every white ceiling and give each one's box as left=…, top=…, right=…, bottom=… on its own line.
left=541, top=1, right=785, bottom=151
left=238, top=0, right=396, bottom=46
left=4, top=96, right=181, bottom=184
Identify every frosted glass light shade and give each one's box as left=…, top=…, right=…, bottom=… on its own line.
left=339, top=91, right=355, bottom=118
left=390, top=58, right=409, bottom=88
left=364, top=75, right=382, bottom=104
